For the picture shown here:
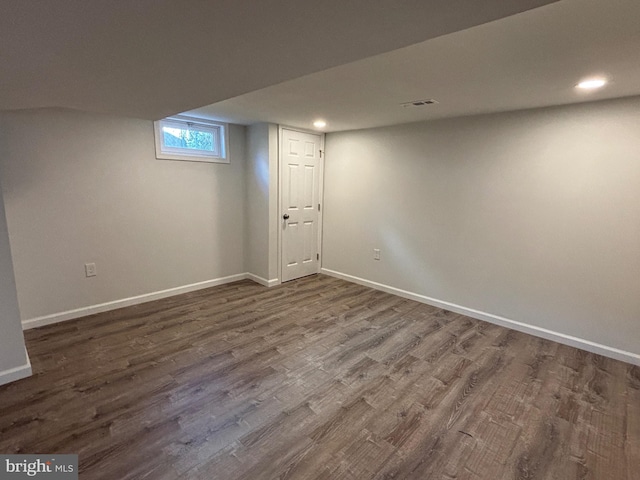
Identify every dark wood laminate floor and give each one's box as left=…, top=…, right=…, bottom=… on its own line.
left=1, top=275, right=638, bottom=479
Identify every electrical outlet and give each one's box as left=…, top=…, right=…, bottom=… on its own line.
left=85, top=263, right=97, bottom=277
left=373, top=249, right=381, bottom=261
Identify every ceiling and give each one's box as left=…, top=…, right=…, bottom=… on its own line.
left=0, top=0, right=557, bottom=120
left=189, top=0, right=640, bottom=132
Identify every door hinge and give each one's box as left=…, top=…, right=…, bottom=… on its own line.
left=317, top=253, right=320, bottom=261
left=320, top=150, right=323, bottom=158
left=318, top=203, right=321, bottom=211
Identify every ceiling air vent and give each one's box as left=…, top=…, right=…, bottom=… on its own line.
left=400, top=99, right=439, bottom=107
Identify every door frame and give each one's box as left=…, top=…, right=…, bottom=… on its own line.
left=277, top=125, right=325, bottom=284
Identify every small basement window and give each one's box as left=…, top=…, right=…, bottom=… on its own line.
left=154, top=115, right=228, bottom=163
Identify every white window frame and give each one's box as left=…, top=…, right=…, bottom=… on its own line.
left=153, top=115, right=228, bottom=164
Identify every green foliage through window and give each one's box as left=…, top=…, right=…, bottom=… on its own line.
left=162, top=126, right=214, bottom=152
left=154, top=116, right=227, bottom=163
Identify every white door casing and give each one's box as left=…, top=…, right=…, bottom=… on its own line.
left=280, top=128, right=323, bottom=282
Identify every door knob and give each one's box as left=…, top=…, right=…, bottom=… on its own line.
left=283, top=214, right=290, bottom=220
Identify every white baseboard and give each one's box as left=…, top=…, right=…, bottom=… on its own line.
left=321, top=268, right=640, bottom=366
left=245, top=273, right=280, bottom=288
left=22, top=273, right=254, bottom=330
left=0, top=353, right=32, bottom=387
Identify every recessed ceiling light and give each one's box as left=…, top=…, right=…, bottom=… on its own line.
left=576, top=78, right=607, bottom=90
left=313, top=120, right=327, bottom=128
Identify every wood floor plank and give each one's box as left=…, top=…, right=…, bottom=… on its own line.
left=0, top=274, right=637, bottom=479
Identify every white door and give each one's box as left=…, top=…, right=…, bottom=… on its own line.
left=281, top=128, right=322, bottom=282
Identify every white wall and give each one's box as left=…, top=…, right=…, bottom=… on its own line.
left=0, top=109, right=246, bottom=324
left=245, top=123, right=279, bottom=284
left=245, top=124, right=270, bottom=280
left=0, top=180, right=30, bottom=385
left=323, top=97, right=640, bottom=361
left=266, top=125, right=279, bottom=282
